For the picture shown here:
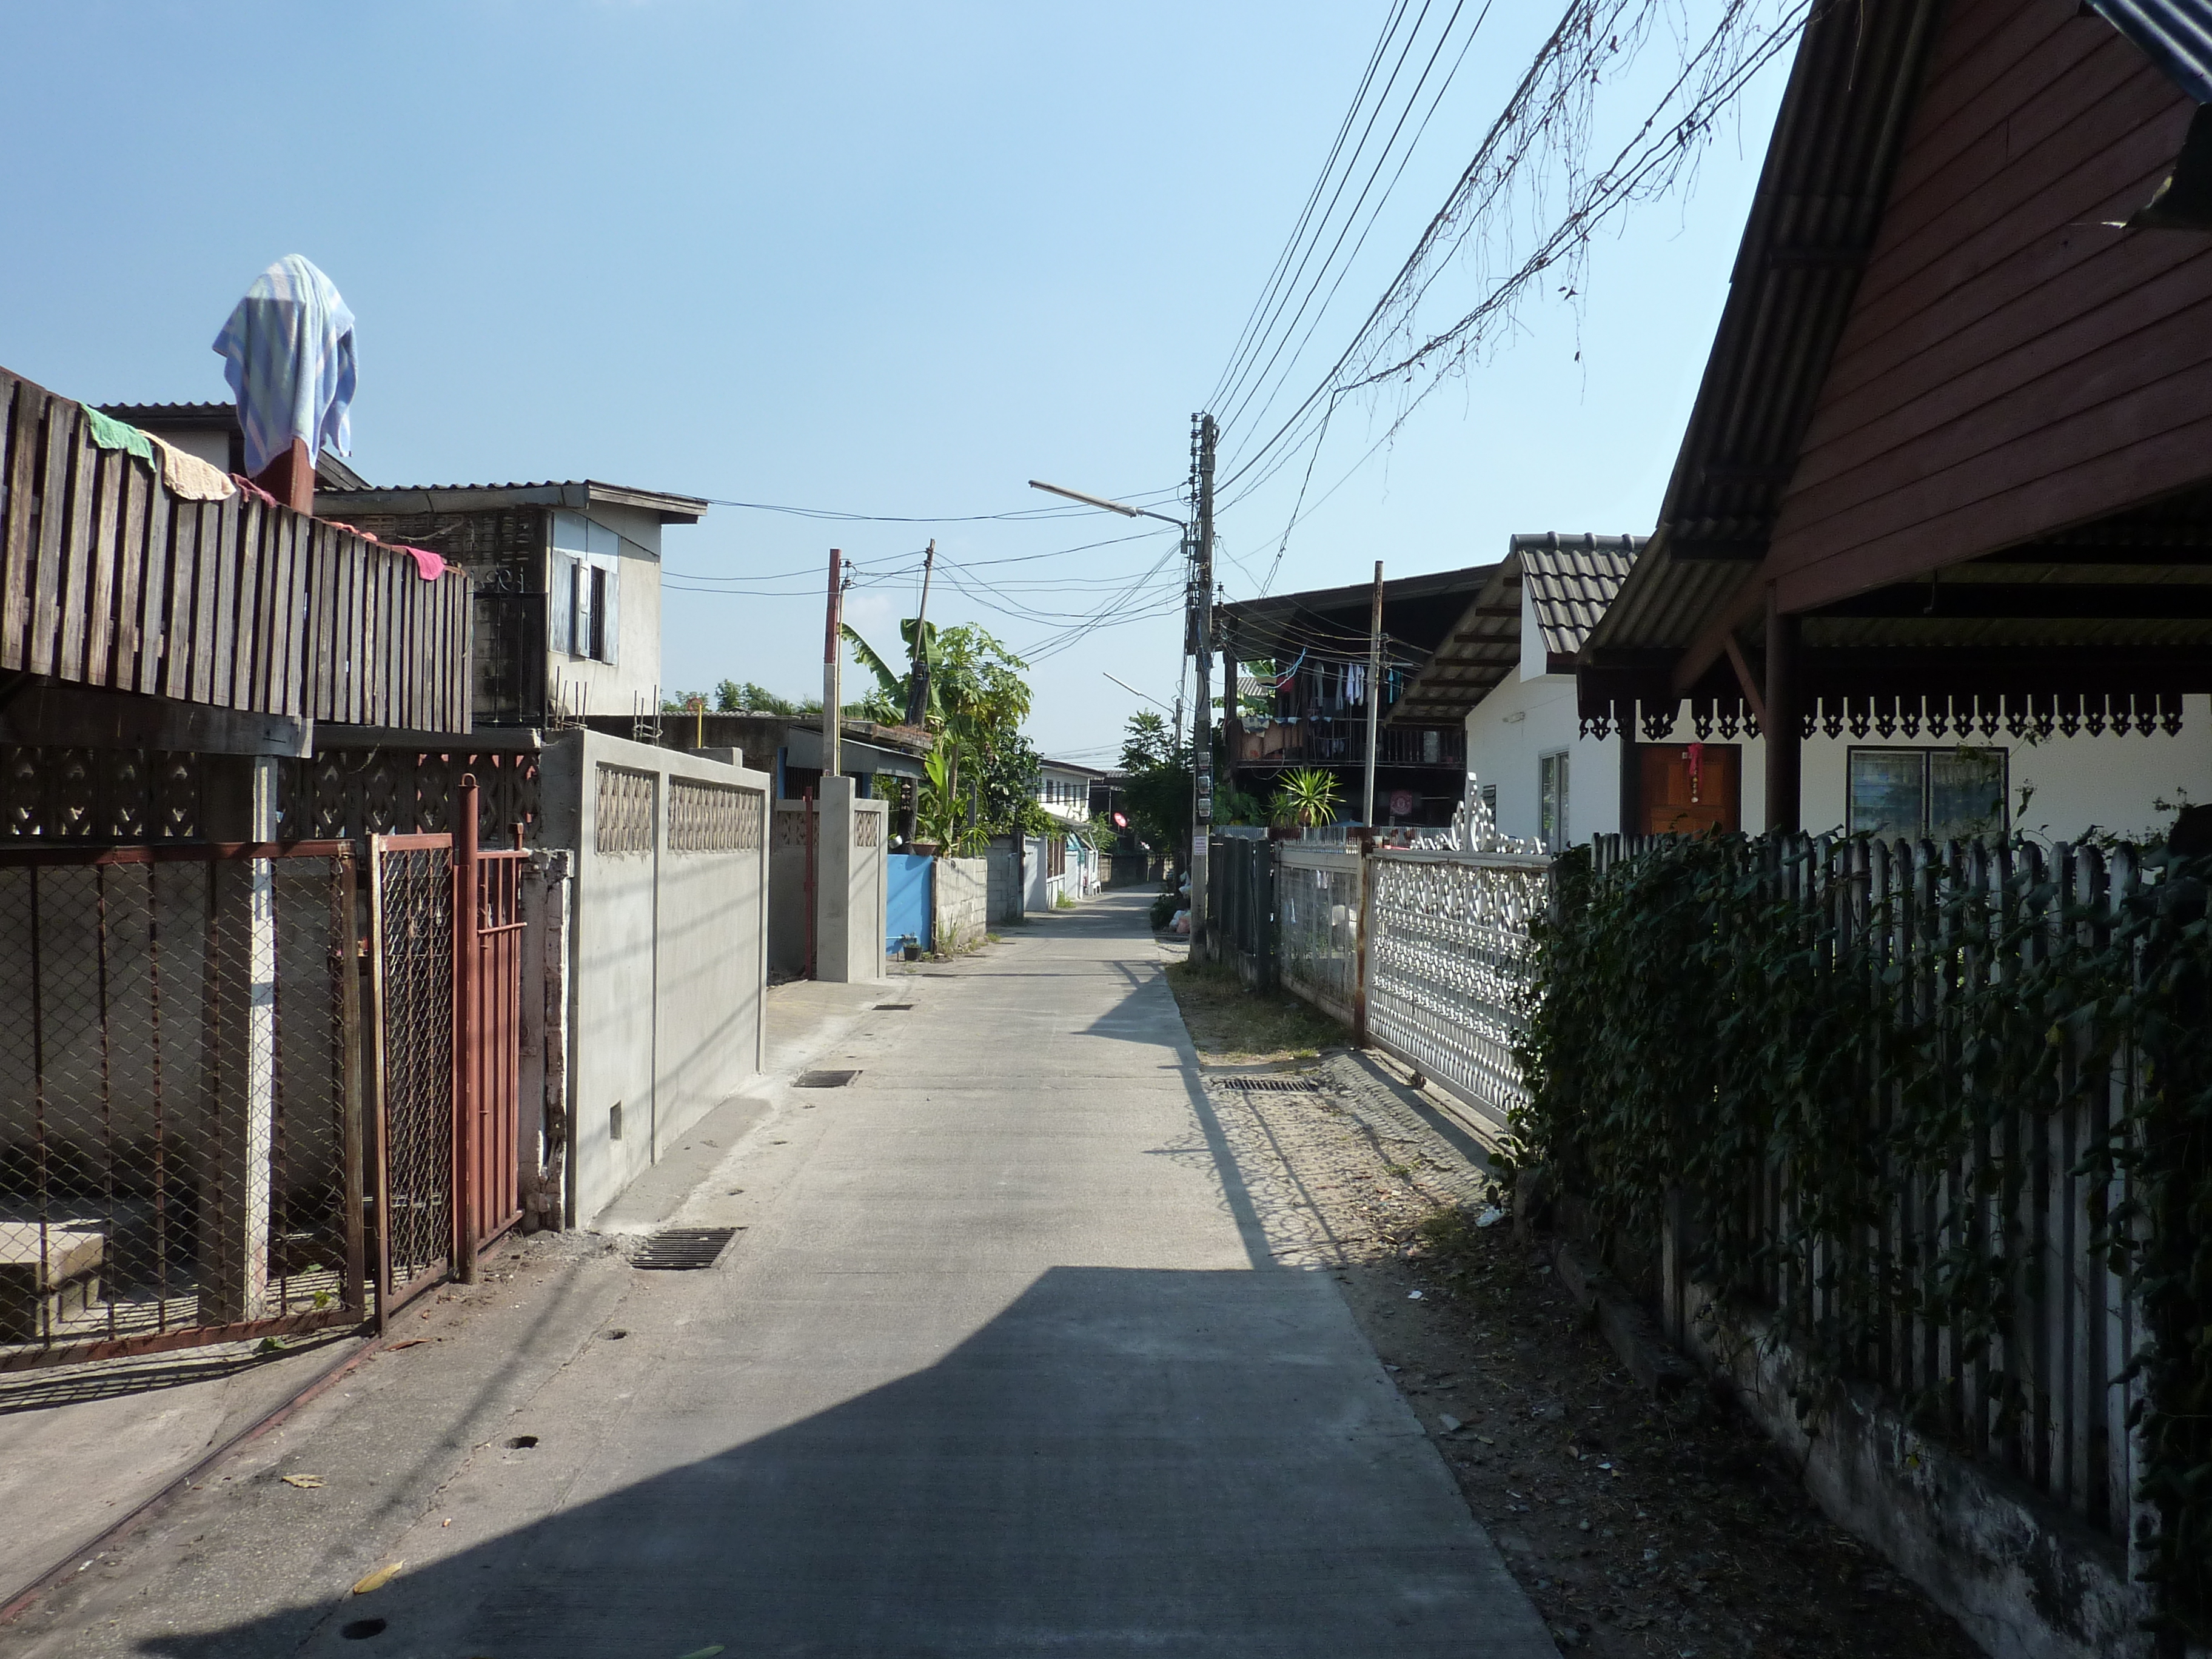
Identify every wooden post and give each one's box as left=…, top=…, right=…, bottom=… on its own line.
left=1764, top=584, right=1801, bottom=834
left=251, top=437, right=315, bottom=515
left=453, top=774, right=481, bottom=1282
left=823, top=550, right=843, bottom=782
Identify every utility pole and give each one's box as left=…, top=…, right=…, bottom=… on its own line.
left=904, top=539, right=936, bottom=729
left=1362, top=560, right=1383, bottom=827
left=1188, top=412, right=1217, bottom=951
left=823, top=548, right=843, bottom=780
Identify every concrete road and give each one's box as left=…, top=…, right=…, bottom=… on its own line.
left=10, top=891, right=1554, bottom=1658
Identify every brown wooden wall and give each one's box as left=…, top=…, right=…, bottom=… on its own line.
left=0, top=367, right=472, bottom=734
left=1768, top=0, right=2212, bottom=611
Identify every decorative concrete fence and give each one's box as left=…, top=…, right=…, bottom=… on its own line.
left=767, top=778, right=888, bottom=984
left=538, top=731, right=769, bottom=1226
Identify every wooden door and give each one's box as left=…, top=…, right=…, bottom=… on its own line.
left=1639, top=743, right=1739, bottom=836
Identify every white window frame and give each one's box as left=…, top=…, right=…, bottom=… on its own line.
left=1538, top=751, right=1569, bottom=853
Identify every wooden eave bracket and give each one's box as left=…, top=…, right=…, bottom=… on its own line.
left=1722, top=634, right=1768, bottom=729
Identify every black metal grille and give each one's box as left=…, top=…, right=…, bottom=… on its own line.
left=1213, top=1074, right=1324, bottom=1093
left=794, top=1070, right=860, bottom=1088
left=631, top=1228, right=736, bottom=1270
left=0, top=845, right=364, bottom=1369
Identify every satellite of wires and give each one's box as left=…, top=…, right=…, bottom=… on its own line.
left=1207, top=0, right=1817, bottom=588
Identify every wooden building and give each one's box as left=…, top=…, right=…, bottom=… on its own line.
left=1576, top=0, right=2212, bottom=830
left=1218, top=565, right=1501, bottom=827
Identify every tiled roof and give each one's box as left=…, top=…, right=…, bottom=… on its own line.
left=1513, top=534, right=1643, bottom=660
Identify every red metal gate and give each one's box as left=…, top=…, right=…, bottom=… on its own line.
left=452, top=777, right=524, bottom=1273
left=364, top=774, right=524, bottom=1312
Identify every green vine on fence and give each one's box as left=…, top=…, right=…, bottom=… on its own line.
left=1512, top=832, right=2212, bottom=1638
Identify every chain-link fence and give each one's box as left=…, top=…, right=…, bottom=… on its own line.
left=0, top=844, right=364, bottom=1368
left=367, top=836, right=455, bottom=1309
left=1275, top=845, right=1362, bottom=1027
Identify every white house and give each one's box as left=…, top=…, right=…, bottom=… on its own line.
left=1036, top=757, right=1107, bottom=900
left=1464, top=535, right=2212, bottom=850
left=315, top=479, right=707, bottom=729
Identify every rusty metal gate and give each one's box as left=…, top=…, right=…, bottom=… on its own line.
left=455, top=794, right=525, bottom=1262
left=0, top=842, right=366, bottom=1369
left=365, top=777, right=525, bottom=1316
left=366, top=833, right=455, bottom=1313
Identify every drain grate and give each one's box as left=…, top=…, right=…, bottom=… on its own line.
left=631, top=1227, right=737, bottom=1270
left=796, top=1068, right=861, bottom=1088
left=1215, top=1074, right=1322, bottom=1093
left=873, top=1003, right=914, bottom=1011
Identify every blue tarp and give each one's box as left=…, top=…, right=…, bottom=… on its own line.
left=2090, top=0, right=2212, bottom=104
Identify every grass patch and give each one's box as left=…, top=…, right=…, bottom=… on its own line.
left=1164, top=955, right=1347, bottom=1064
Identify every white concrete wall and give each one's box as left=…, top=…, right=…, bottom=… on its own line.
left=540, top=730, right=769, bottom=1227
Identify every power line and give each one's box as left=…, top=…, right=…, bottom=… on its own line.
left=1208, top=0, right=1811, bottom=583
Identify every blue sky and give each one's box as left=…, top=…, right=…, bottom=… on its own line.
left=1, top=2, right=1789, bottom=762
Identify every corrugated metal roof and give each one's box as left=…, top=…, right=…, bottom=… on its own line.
left=2090, top=0, right=2212, bottom=101
left=318, top=479, right=709, bottom=523
left=1515, top=534, right=1642, bottom=659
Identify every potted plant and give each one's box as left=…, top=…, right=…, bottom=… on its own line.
left=1270, top=767, right=1341, bottom=834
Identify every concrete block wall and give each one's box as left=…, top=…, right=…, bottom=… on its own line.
left=539, top=730, right=770, bottom=1226
left=933, top=857, right=987, bottom=952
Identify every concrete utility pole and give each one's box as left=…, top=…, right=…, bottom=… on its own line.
left=1189, top=412, right=1217, bottom=950
left=823, top=548, right=844, bottom=780
left=1362, top=560, right=1383, bottom=826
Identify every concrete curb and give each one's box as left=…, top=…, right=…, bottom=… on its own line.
left=0, top=1324, right=380, bottom=1626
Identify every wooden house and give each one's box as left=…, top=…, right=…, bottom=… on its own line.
left=1217, top=565, right=1498, bottom=827
left=1575, top=0, right=2212, bottom=833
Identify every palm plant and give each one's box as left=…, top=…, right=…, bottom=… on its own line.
left=1270, top=768, right=1342, bottom=829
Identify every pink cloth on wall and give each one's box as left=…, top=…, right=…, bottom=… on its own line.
left=398, top=546, right=445, bottom=581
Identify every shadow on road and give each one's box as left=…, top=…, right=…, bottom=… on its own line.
left=145, top=1267, right=1552, bottom=1659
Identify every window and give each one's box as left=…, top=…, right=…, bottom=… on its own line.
left=1846, top=748, right=2008, bottom=842
left=549, top=511, right=620, bottom=665
left=1538, top=751, right=1569, bottom=853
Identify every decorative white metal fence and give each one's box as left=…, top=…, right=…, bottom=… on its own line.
left=1365, top=849, right=1550, bottom=1136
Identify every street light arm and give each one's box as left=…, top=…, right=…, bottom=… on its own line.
left=1028, top=478, right=1187, bottom=528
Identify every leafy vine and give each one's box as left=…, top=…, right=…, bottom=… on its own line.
left=1513, top=832, right=2212, bottom=1637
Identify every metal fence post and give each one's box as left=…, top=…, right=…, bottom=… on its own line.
left=1352, top=830, right=1372, bottom=1050
left=453, top=775, right=481, bottom=1283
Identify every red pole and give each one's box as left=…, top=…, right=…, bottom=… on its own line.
left=803, top=786, right=818, bottom=981
left=454, top=774, right=481, bottom=1282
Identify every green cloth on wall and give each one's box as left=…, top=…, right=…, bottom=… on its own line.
left=79, top=405, right=155, bottom=465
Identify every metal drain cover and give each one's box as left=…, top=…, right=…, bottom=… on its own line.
left=631, top=1228, right=737, bottom=1270
left=1215, top=1074, right=1321, bottom=1093
left=873, top=1003, right=914, bottom=1011
left=796, top=1068, right=861, bottom=1088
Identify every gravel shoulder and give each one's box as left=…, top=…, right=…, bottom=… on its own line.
left=1166, top=957, right=1983, bottom=1659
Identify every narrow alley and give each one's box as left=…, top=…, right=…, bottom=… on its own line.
left=6, top=891, right=1556, bottom=1658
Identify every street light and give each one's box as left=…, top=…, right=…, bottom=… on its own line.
left=1028, top=479, right=1187, bottom=529
left=1029, top=471, right=1213, bottom=953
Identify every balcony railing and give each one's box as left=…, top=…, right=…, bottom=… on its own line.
left=1235, top=719, right=1463, bottom=768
